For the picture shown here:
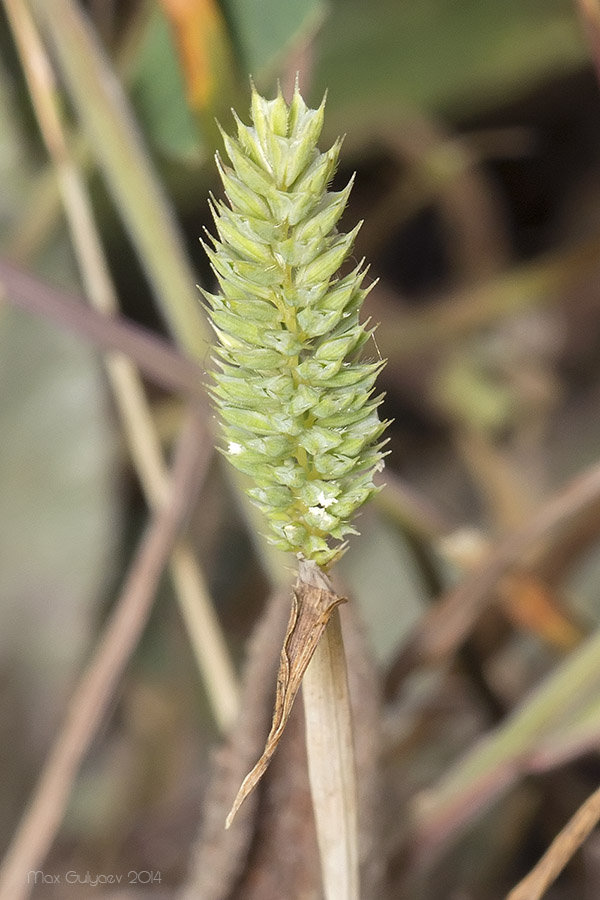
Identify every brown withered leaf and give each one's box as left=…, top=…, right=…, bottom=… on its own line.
left=180, top=589, right=291, bottom=900
left=160, top=0, right=231, bottom=110
left=228, top=689, right=322, bottom=900
left=500, top=570, right=583, bottom=651
left=181, top=582, right=384, bottom=900
left=225, top=578, right=347, bottom=828
left=159, top=0, right=237, bottom=156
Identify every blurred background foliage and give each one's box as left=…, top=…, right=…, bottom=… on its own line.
left=3, top=0, right=600, bottom=898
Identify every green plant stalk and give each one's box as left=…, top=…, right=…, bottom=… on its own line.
left=204, top=83, right=387, bottom=898
left=31, top=0, right=208, bottom=359
left=413, top=624, right=600, bottom=863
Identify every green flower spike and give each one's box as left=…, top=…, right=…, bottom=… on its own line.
left=202, top=82, right=388, bottom=568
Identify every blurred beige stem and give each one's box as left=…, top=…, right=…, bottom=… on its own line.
left=3, top=0, right=239, bottom=732
left=0, top=407, right=207, bottom=900
left=29, top=0, right=289, bottom=590
left=32, top=0, right=209, bottom=357
left=506, top=783, right=600, bottom=900
left=300, top=561, right=360, bottom=900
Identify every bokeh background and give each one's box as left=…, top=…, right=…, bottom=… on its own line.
left=3, top=1, right=600, bottom=898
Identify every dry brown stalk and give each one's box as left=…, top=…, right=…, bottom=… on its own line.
left=3, top=0, right=239, bottom=731
left=0, top=407, right=208, bottom=900
left=506, top=783, right=600, bottom=900
left=387, top=459, right=600, bottom=688
left=0, top=260, right=206, bottom=402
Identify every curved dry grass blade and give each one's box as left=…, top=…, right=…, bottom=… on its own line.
left=505, top=783, right=600, bottom=900
left=225, top=574, right=346, bottom=828
left=181, top=589, right=295, bottom=900
left=0, top=407, right=208, bottom=900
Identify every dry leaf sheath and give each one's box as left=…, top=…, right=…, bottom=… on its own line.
left=225, top=572, right=346, bottom=827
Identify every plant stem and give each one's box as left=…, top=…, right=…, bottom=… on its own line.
left=31, top=0, right=209, bottom=359
left=0, top=261, right=206, bottom=400
left=4, top=0, right=239, bottom=732
left=28, top=0, right=291, bottom=590
left=300, top=560, right=360, bottom=900
left=0, top=407, right=207, bottom=900
left=505, top=783, right=600, bottom=900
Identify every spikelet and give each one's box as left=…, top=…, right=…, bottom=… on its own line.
left=202, top=82, right=388, bottom=567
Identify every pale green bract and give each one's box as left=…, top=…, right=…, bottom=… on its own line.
left=202, top=83, right=388, bottom=567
